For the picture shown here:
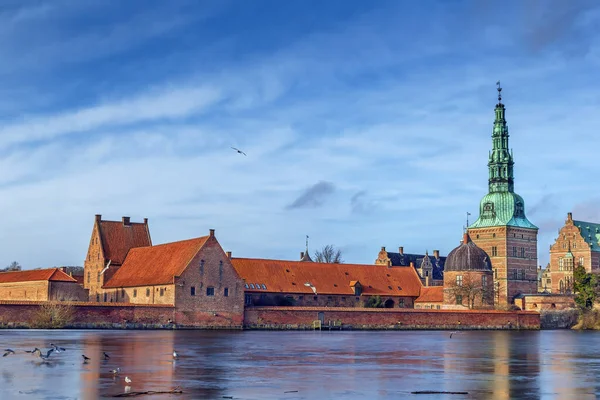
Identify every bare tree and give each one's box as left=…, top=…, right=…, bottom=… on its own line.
left=314, top=245, right=343, bottom=264
left=0, top=261, right=21, bottom=272
left=447, top=274, right=487, bottom=309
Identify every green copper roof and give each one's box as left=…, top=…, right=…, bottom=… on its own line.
left=469, top=83, right=537, bottom=230
left=573, top=220, right=600, bottom=252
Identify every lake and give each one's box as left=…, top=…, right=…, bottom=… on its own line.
left=0, top=330, right=599, bottom=399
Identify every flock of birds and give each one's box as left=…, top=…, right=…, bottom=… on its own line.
left=3, top=344, right=180, bottom=391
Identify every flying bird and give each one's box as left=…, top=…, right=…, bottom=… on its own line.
left=50, top=343, right=66, bottom=353
left=124, top=376, right=132, bottom=384
left=33, top=348, right=54, bottom=360
left=3, top=349, right=15, bottom=357
left=103, top=352, right=110, bottom=360
left=230, top=147, right=247, bottom=156
left=449, top=331, right=460, bottom=339
left=82, top=354, right=91, bottom=362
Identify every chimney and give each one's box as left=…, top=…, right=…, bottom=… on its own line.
left=381, top=246, right=386, bottom=251
left=425, top=275, right=430, bottom=287
left=300, top=251, right=305, bottom=260
left=209, top=229, right=215, bottom=237
left=226, top=251, right=232, bottom=259
left=95, top=214, right=102, bottom=222
left=122, top=216, right=130, bottom=226
left=433, top=250, right=439, bottom=259
left=143, top=217, right=148, bottom=225
left=399, top=246, right=404, bottom=255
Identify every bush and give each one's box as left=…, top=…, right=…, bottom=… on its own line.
left=364, top=296, right=384, bottom=308
left=31, top=302, right=74, bottom=329
left=573, top=309, right=600, bottom=330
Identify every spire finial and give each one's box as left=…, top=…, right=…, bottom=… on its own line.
left=305, top=235, right=309, bottom=252
left=466, top=211, right=471, bottom=228
left=496, top=80, right=502, bottom=103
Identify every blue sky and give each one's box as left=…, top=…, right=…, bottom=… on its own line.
left=1, top=0, right=599, bottom=269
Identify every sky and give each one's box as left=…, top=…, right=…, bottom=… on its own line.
left=0, top=0, right=599, bottom=269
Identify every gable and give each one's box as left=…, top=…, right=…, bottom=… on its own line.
left=0, top=268, right=77, bottom=284
left=103, top=236, right=208, bottom=288
left=98, top=218, right=152, bottom=265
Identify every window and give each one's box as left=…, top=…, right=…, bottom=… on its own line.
left=249, top=284, right=255, bottom=289
left=245, top=294, right=253, bottom=305
left=399, top=299, right=405, bottom=308
left=96, top=294, right=100, bottom=302
left=245, top=283, right=249, bottom=289
left=97, top=272, right=100, bottom=283
left=87, top=272, right=90, bottom=284
left=207, top=287, right=215, bottom=296
left=456, top=275, right=463, bottom=286
left=146, top=288, right=150, bottom=297
left=103, top=293, right=107, bottom=302
left=513, top=270, right=518, bottom=280
left=255, top=283, right=260, bottom=288
left=492, top=246, right=498, bottom=257
left=456, top=295, right=463, bottom=305
left=546, top=278, right=551, bottom=284
left=573, top=242, right=577, bottom=249
left=224, top=287, right=229, bottom=297
left=190, top=286, right=196, bottom=296
left=200, top=260, right=205, bottom=275
left=493, top=233, right=496, bottom=238
left=482, top=275, right=488, bottom=287
left=219, top=261, right=223, bottom=281
left=579, top=257, right=584, bottom=267
left=261, top=284, right=267, bottom=289
left=425, top=271, right=429, bottom=277
left=314, top=296, right=318, bottom=300
left=436, top=305, right=441, bottom=310
left=160, top=288, right=164, bottom=296
left=121, top=289, right=125, bottom=298
left=512, top=247, right=517, bottom=257
left=494, top=269, right=498, bottom=279
left=133, top=289, right=137, bottom=298
left=559, top=258, right=564, bottom=271
left=520, top=248, right=525, bottom=258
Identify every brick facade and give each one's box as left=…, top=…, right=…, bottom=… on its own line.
left=549, top=213, right=600, bottom=294
left=469, top=226, right=538, bottom=305
left=245, top=292, right=414, bottom=309
left=514, top=294, right=575, bottom=311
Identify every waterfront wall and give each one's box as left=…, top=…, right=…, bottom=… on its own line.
left=0, top=301, right=243, bottom=329
left=244, top=307, right=540, bottom=330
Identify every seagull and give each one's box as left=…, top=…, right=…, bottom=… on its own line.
left=50, top=343, right=66, bottom=353
left=110, top=368, right=121, bottom=375
left=230, top=147, right=247, bottom=156
left=33, top=348, right=54, bottom=360
left=82, top=354, right=91, bottom=362
left=3, top=349, right=15, bottom=357
left=103, top=352, right=110, bottom=360
left=173, top=351, right=178, bottom=359
left=124, top=376, right=132, bottom=384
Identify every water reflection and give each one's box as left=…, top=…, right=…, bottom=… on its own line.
left=0, top=330, right=600, bottom=399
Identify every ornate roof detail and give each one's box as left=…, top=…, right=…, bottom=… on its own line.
left=445, top=233, right=492, bottom=272
left=300, top=235, right=313, bottom=262
left=469, top=83, right=537, bottom=230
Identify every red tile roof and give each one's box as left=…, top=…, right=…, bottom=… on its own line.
left=103, top=236, right=208, bottom=288
left=415, top=286, right=444, bottom=303
left=99, top=220, right=151, bottom=265
left=0, top=268, right=77, bottom=284
left=231, top=258, right=423, bottom=297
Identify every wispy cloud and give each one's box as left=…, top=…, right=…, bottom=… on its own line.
left=286, top=181, right=336, bottom=210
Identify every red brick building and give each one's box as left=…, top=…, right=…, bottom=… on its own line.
left=549, top=212, right=600, bottom=294
left=0, top=268, right=88, bottom=301
left=102, top=229, right=245, bottom=327
left=84, top=215, right=151, bottom=301
left=443, top=233, right=494, bottom=309
left=468, top=84, right=538, bottom=306
left=230, top=255, right=424, bottom=309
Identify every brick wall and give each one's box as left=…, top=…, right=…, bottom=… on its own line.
left=0, top=301, right=243, bottom=329
left=469, top=226, right=538, bottom=305
left=0, top=281, right=49, bottom=301
left=83, top=219, right=107, bottom=300
left=244, top=307, right=540, bottom=330
left=245, top=292, right=414, bottom=308
left=514, top=294, right=575, bottom=311
left=49, top=281, right=88, bottom=301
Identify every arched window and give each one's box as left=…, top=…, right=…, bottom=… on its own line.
left=559, top=280, right=564, bottom=294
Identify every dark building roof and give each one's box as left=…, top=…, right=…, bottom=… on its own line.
left=383, top=251, right=446, bottom=280
left=445, top=233, right=491, bottom=272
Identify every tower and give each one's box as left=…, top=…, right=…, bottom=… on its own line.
left=468, top=83, right=538, bottom=306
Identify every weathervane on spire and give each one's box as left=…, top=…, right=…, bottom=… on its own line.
left=466, top=211, right=471, bottom=228
left=496, top=80, right=502, bottom=102
left=306, top=235, right=309, bottom=251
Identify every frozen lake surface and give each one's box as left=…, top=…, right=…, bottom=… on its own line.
left=1, top=329, right=599, bottom=399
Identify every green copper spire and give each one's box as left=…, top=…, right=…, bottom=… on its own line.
left=488, top=82, right=514, bottom=193
left=469, top=82, right=537, bottom=230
